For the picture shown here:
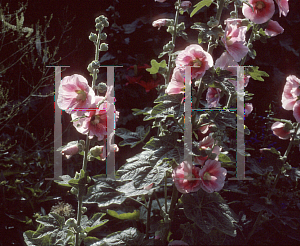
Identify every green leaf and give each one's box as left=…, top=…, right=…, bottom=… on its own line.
left=190, top=0, right=214, bottom=17
left=115, top=126, right=150, bottom=148
left=247, top=66, right=269, bottom=81
left=181, top=189, right=238, bottom=237
left=146, top=59, right=167, bottom=74
left=54, top=175, right=72, bottom=188
left=84, top=227, right=144, bottom=246
left=218, top=153, right=232, bottom=163
left=107, top=209, right=140, bottom=221
left=81, top=213, right=109, bottom=234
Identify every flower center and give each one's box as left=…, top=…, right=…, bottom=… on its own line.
left=76, top=90, right=87, bottom=101
left=255, top=1, right=265, bottom=10
left=91, top=115, right=100, bottom=125
left=203, top=172, right=211, bottom=181
left=193, top=59, right=202, bottom=67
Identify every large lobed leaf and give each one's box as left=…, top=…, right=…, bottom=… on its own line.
left=181, top=189, right=238, bottom=237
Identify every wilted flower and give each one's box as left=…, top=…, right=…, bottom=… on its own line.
left=176, top=44, right=213, bottom=79
left=222, top=19, right=249, bottom=62
left=265, top=20, right=284, bottom=36
left=275, top=0, right=289, bottom=17
left=281, top=75, right=300, bottom=110
left=199, top=160, right=227, bottom=193
left=242, top=0, right=275, bottom=24
left=152, top=19, right=169, bottom=30
left=50, top=202, right=75, bottom=218
left=271, top=122, right=292, bottom=139
left=172, top=161, right=202, bottom=194
left=181, top=1, right=192, bottom=11
left=206, top=87, right=221, bottom=108
left=166, top=67, right=185, bottom=94
left=60, top=140, right=84, bottom=159
left=57, top=74, right=95, bottom=116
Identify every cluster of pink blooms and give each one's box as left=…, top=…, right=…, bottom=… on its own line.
left=271, top=75, right=300, bottom=139
left=242, top=0, right=288, bottom=36
left=57, top=74, right=119, bottom=159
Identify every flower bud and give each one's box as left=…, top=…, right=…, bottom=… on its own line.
left=100, top=33, right=107, bottom=40
left=100, top=43, right=108, bottom=51
left=97, top=82, right=107, bottom=93
left=166, top=26, right=174, bottom=34
left=103, top=19, right=109, bottom=27
left=87, top=63, right=94, bottom=73
left=91, top=60, right=100, bottom=69
left=81, top=207, right=87, bottom=214
left=89, top=32, right=97, bottom=42
left=70, top=187, right=78, bottom=195
left=207, top=17, right=219, bottom=28
left=177, top=22, right=185, bottom=31
left=90, top=146, right=104, bottom=158
left=65, top=218, right=77, bottom=227
left=230, top=11, right=237, bottom=18
left=95, top=23, right=104, bottom=31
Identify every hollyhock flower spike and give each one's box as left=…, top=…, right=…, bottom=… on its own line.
left=265, top=20, right=284, bottom=37
left=281, top=75, right=300, bottom=110
left=57, top=74, right=95, bottom=116
left=271, top=122, right=292, bottom=139
left=199, top=160, right=227, bottom=193
left=222, top=19, right=249, bottom=62
left=275, top=0, right=289, bottom=17
left=242, top=0, right=275, bottom=24
left=172, top=161, right=202, bottom=194
left=176, top=44, right=213, bottom=79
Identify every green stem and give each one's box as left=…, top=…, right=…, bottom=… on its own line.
left=245, top=123, right=299, bottom=244
left=240, top=26, right=255, bottom=66
left=166, top=0, right=181, bottom=85
left=168, top=184, right=179, bottom=221
left=75, top=134, right=90, bottom=246
left=164, top=172, right=168, bottom=214
left=145, top=194, right=153, bottom=239
left=92, top=30, right=102, bottom=89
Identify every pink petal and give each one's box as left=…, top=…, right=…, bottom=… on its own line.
left=265, top=20, right=284, bottom=36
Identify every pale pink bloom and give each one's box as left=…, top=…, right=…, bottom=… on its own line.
left=195, top=135, right=221, bottom=166
left=222, top=19, right=249, bottom=62
left=61, top=144, right=79, bottom=159
left=168, top=240, right=189, bottom=246
left=172, top=161, right=202, bottom=194
left=57, top=74, right=95, bottom=115
left=71, top=96, right=119, bottom=141
left=143, top=183, right=154, bottom=191
left=181, top=1, right=192, bottom=11
left=271, top=122, right=291, bottom=139
left=242, top=0, right=275, bottom=24
left=265, top=20, right=284, bottom=36
left=166, top=67, right=185, bottom=95
left=199, top=160, right=227, bottom=193
left=176, top=44, right=213, bottom=79
left=293, top=101, right=300, bottom=123
left=245, top=103, right=253, bottom=117
left=281, top=75, right=300, bottom=110
left=206, top=87, right=221, bottom=108
left=275, top=0, right=289, bottom=17
left=198, top=124, right=213, bottom=134
left=152, top=19, right=168, bottom=30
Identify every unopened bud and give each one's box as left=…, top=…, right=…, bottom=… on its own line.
left=95, top=23, right=104, bottom=31
left=207, top=17, right=219, bottom=28
left=177, top=22, right=186, bottom=31
left=103, top=19, right=109, bottom=27
left=100, top=43, right=108, bottom=51
left=90, top=146, right=104, bottom=158
left=89, top=32, right=97, bottom=42
left=100, top=33, right=107, bottom=40
left=97, top=82, right=107, bottom=93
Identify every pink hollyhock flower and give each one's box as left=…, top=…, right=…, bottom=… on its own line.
left=57, top=74, right=95, bottom=116
left=275, top=0, right=289, bottom=17
left=242, top=0, right=275, bottom=24
left=199, top=160, right=227, bottom=193
left=293, top=101, right=300, bottom=123
left=245, top=103, right=253, bottom=117
left=61, top=144, right=79, bottom=159
left=181, top=1, right=192, bottom=11
left=168, top=240, right=189, bottom=246
left=152, top=19, right=168, bottom=30
left=194, top=134, right=221, bottom=165
left=206, top=87, right=221, bottom=108
left=176, top=44, right=213, bottom=79
left=71, top=96, right=119, bottom=141
left=172, top=161, right=202, bottom=194
left=281, top=75, right=300, bottom=110
left=222, top=19, right=249, bottom=62
left=166, top=67, right=185, bottom=94
left=265, top=20, right=284, bottom=36
left=271, top=122, right=292, bottom=139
